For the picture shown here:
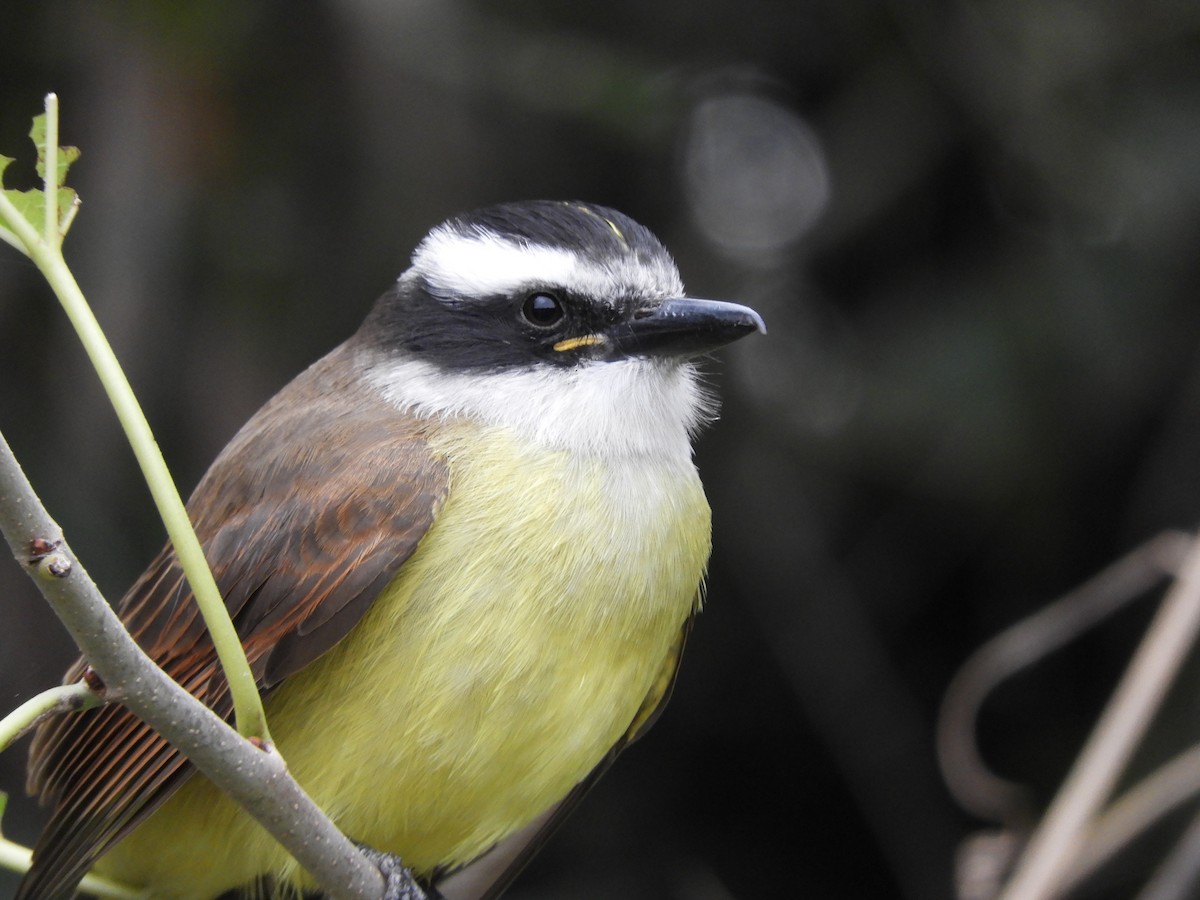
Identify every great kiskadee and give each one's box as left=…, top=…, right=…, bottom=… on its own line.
left=18, top=200, right=764, bottom=900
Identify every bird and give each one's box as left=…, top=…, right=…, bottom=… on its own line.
left=18, top=200, right=765, bottom=900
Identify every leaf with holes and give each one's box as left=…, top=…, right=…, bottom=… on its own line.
left=0, top=113, right=81, bottom=245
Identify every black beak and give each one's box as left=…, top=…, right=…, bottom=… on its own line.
left=607, top=298, right=766, bottom=360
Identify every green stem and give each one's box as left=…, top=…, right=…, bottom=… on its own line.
left=0, top=95, right=269, bottom=741
left=0, top=682, right=98, bottom=753
left=28, top=231, right=267, bottom=741
left=0, top=222, right=27, bottom=253
left=43, top=94, right=59, bottom=246
left=0, top=835, right=145, bottom=900
left=0, top=191, right=37, bottom=255
left=0, top=791, right=143, bottom=897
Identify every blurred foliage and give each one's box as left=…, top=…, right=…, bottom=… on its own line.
left=3, top=1, right=1200, bottom=898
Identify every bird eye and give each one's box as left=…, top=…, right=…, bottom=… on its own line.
left=521, top=292, right=565, bottom=328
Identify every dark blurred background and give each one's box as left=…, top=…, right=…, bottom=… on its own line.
left=4, top=2, right=1200, bottom=898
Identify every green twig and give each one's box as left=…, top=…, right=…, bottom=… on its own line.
left=0, top=94, right=268, bottom=741
left=0, top=838, right=146, bottom=900
left=0, top=682, right=100, bottom=754
left=0, top=222, right=25, bottom=253
left=0, top=97, right=385, bottom=898
left=0, top=794, right=145, bottom=900
left=42, top=94, right=58, bottom=245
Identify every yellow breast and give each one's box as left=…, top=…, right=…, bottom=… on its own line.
left=98, top=422, right=710, bottom=897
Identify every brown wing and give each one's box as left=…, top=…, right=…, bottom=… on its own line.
left=19, top=345, right=448, bottom=900
left=435, top=616, right=694, bottom=900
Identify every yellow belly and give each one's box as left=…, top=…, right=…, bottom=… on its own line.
left=97, top=423, right=710, bottom=897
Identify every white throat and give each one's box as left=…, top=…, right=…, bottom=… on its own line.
left=363, top=352, right=713, bottom=460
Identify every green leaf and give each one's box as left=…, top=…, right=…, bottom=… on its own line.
left=0, top=114, right=81, bottom=242
left=1, top=186, right=78, bottom=232
left=30, top=113, right=80, bottom=189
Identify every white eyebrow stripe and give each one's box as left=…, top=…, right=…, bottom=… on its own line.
left=409, top=227, right=687, bottom=304
left=412, top=229, right=582, bottom=299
